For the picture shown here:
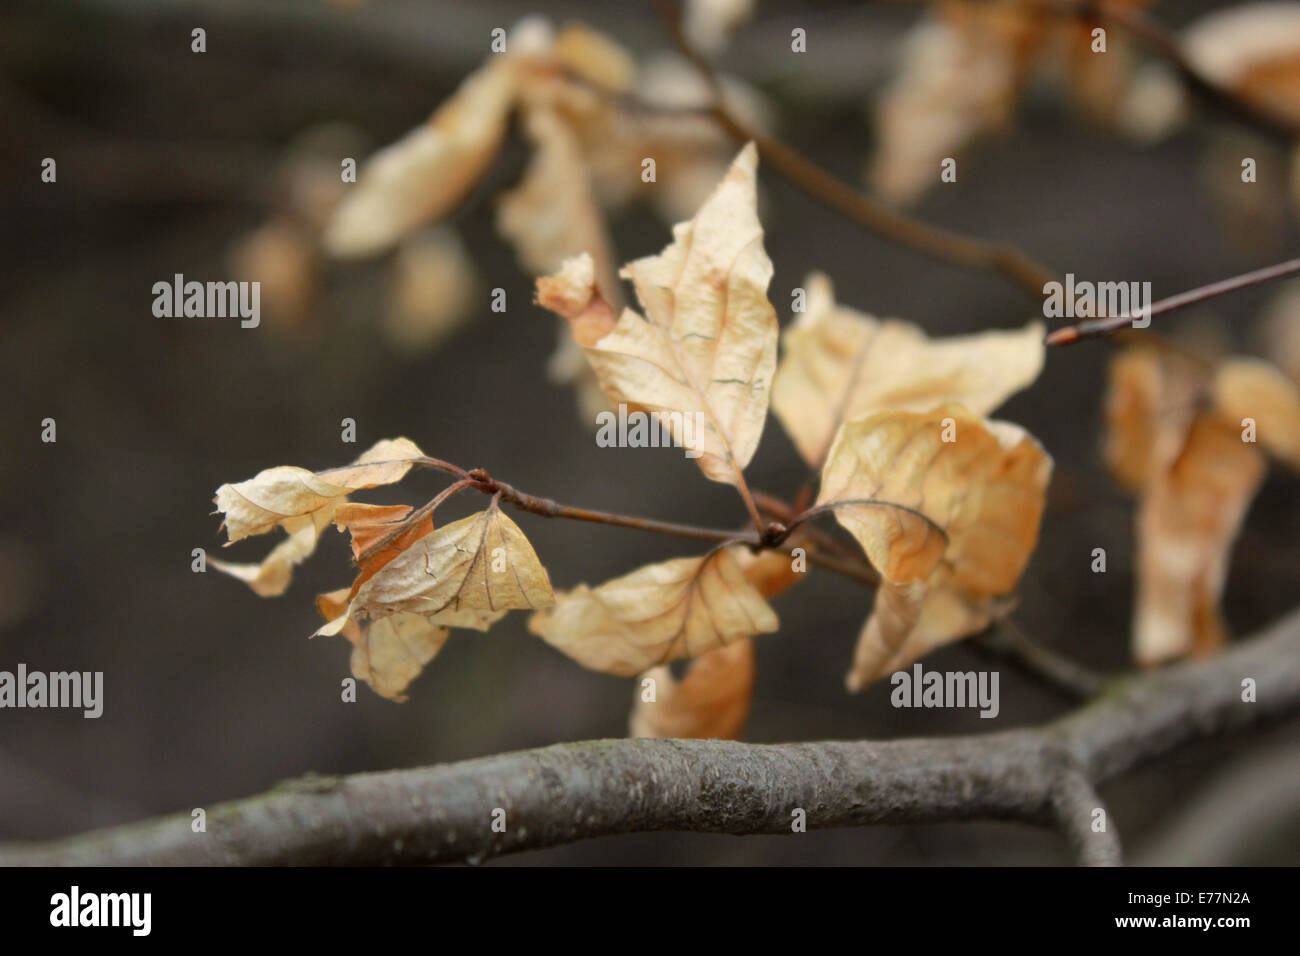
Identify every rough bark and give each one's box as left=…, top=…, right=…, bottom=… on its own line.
left=4, top=606, right=1298, bottom=867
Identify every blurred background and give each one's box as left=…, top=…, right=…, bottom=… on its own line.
left=2, top=0, right=1299, bottom=864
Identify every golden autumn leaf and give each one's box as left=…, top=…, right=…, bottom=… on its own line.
left=315, top=584, right=503, bottom=701
left=537, top=143, right=778, bottom=487
left=1213, top=357, right=1300, bottom=470
left=630, top=639, right=756, bottom=740
left=1102, top=347, right=1199, bottom=493
left=771, top=272, right=1043, bottom=467
left=1104, top=345, right=1300, bottom=665
left=342, top=611, right=450, bottom=703
left=1182, top=3, right=1300, bottom=127
left=317, top=501, right=553, bottom=635
left=846, top=571, right=1016, bottom=691
left=624, top=542, right=805, bottom=740
left=817, top=406, right=1051, bottom=689
left=323, top=56, right=518, bottom=258
left=210, top=438, right=426, bottom=595
left=1133, top=415, right=1265, bottom=666
left=528, top=547, right=778, bottom=676
left=496, top=106, right=620, bottom=306
left=213, top=437, right=425, bottom=544
left=208, top=509, right=335, bottom=598
left=869, top=0, right=1145, bottom=204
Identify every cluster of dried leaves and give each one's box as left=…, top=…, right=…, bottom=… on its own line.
left=228, top=15, right=766, bottom=380
left=1104, top=343, right=1300, bottom=665
left=872, top=1, right=1300, bottom=213
left=213, top=145, right=1060, bottom=738
left=211, top=3, right=1300, bottom=740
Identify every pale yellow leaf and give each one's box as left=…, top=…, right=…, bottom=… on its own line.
left=323, top=56, right=517, bottom=258
left=772, top=272, right=1043, bottom=466
left=1183, top=3, right=1300, bottom=126
left=1134, top=414, right=1266, bottom=665
left=343, top=612, right=450, bottom=702
left=496, top=107, right=620, bottom=302
left=867, top=11, right=1021, bottom=205
left=211, top=438, right=425, bottom=594
left=846, top=571, right=1012, bottom=691
left=214, top=436, right=423, bottom=544
left=318, top=502, right=553, bottom=634
left=209, top=507, right=335, bottom=598
left=539, top=143, right=778, bottom=487
left=817, top=406, right=1051, bottom=591
left=528, top=547, right=778, bottom=676
left=818, top=406, right=1050, bottom=690
left=1212, top=357, right=1300, bottom=470
left=629, top=639, right=755, bottom=739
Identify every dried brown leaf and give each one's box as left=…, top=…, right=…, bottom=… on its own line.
left=629, top=639, right=755, bottom=740
left=528, top=547, right=778, bottom=676
left=817, top=406, right=1051, bottom=689
left=772, top=272, right=1043, bottom=467
left=537, top=143, right=778, bottom=487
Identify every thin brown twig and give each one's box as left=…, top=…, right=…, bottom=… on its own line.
left=10, top=605, right=1300, bottom=866
left=651, top=0, right=1059, bottom=298
left=1046, top=257, right=1300, bottom=346
left=1085, top=0, right=1300, bottom=142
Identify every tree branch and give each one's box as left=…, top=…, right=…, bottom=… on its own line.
left=1045, top=257, right=1300, bottom=345
left=652, top=0, right=1060, bottom=298
left=5, top=605, right=1298, bottom=867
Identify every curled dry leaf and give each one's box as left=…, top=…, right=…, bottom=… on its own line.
left=346, top=612, right=448, bottom=702
left=319, top=585, right=451, bottom=703
left=1134, top=415, right=1265, bottom=665
left=1104, top=345, right=1300, bottom=665
left=537, top=143, right=778, bottom=487
left=868, top=9, right=1023, bottom=205
left=1213, top=357, right=1300, bottom=469
left=625, top=543, right=807, bottom=740
left=817, top=406, right=1051, bottom=688
left=772, top=272, right=1043, bottom=467
left=497, top=107, right=620, bottom=305
left=317, top=501, right=553, bottom=636
left=1103, top=346, right=1204, bottom=493
left=869, top=0, right=1144, bottom=204
left=208, top=509, right=335, bottom=598
left=209, top=438, right=425, bottom=596
left=629, top=639, right=756, bottom=740
left=528, top=547, right=779, bottom=677
left=323, top=55, right=518, bottom=258
left=1182, top=2, right=1300, bottom=127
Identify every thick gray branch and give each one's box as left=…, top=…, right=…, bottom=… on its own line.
left=4, top=606, right=1299, bottom=867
